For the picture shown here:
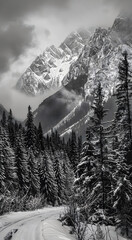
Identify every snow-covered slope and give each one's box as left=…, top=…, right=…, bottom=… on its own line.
left=64, top=26, right=132, bottom=100
left=16, top=30, right=91, bottom=96
left=33, top=14, right=132, bottom=138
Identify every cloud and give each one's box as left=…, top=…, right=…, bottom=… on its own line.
left=0, top=0, right=68, bottom=74
left=44, top=29, right=50, bottom=38
left=103, top=0, right=132, bottom=9
left=0, top=0, right=68, bottom=24
left=0, top=0, right=131, bottom=121
left=0, top=22, right=34, bottom=73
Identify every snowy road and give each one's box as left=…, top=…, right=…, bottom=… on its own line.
left=0, top=207, right=75, bottom=240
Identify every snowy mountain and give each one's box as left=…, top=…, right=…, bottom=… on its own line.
left=33, top=14, right=132, bottom=138
left=16, top=30, right=91, bottom=96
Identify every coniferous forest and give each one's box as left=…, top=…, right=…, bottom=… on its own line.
left=0, top=52, right=132, bottom=238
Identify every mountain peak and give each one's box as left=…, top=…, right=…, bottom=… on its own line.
left=112, top=13, right=132, bottom=45
left=16, top=28, right=91, bottom=96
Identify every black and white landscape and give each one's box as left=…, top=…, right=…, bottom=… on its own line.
left=0, top=0, right=132, bottom=240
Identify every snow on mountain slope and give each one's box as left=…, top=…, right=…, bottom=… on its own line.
left=16, top=30, right=91, bottom=96
left=63, top=15, right=132, bottom=101
left=33, top=14, right=132, bottom=138
left=33, top=74, right=87, bottom=134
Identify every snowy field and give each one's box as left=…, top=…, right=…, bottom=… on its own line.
left=0, top=207, right=129, bottom=240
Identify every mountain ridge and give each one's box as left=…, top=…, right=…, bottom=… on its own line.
left=16, top=29, right=91, bottom=96
left=32, top=14, right=132, bottom=138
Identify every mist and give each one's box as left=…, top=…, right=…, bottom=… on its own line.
left=0, top=0, right=132, bottom=121
left=0, top=79, right=60, bottom=121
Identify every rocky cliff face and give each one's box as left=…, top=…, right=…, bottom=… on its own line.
left=16, top=30, right=91, bottom=96
left=64, top=15, right=132, bottom=100
left=33, top=15, right=132, bottom=138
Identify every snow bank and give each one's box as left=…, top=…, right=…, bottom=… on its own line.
left=43, top=219, right=75, bottom=240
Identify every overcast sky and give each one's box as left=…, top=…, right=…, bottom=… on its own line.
left=0, top=0, right=130, bottom=120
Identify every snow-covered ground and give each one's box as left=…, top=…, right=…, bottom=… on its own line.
left=0, top=206, right=74, bottom=240
left=0, top=206, right=129, bottom=240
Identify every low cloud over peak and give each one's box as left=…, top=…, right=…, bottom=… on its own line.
left=0, top=22, right=34, bottom=74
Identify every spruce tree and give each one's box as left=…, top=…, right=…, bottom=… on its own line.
left=74, top=127, right=95, bottom=210
left=60, top=149, right=74, bottom=201
left=112, top=52, right=132, bottom=234
left=0, top=126, right=17, bottom=193
left=69, top=131, right=78, bottom=172
left=28, top=150, right=40, bottom=196
left=37, top=122, right=44, bottom=152
left=79, top=82, right=111, bottom=222
left=114, top=51, right=132, bottom=161
left=40, top=151, right=57, bottom=205
left=25, top=106, right=36, bottom=152
left=50, top=148, right=65, bottom=204
left=1, top=111, right=7, bottom=128
left=0, top=127, right=6, bottom=194
left=77, top=136, right=82, bottom=163
left=15, top=139, right=29, bottom=194
left=8, top=109, right=15, bottom=147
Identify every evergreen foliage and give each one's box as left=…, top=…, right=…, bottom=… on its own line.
left=1, top=52, right=132, bottom=239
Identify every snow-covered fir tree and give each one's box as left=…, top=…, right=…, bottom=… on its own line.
left=8, top=109, right=16, bottom=147
left=111, top=52, right=132, bottom=235
left=37, top=122, right=44, bottom=152
left=114, top=51, right=132, bottom=160
left=51, top=149, right=65, bottom=204
left=15, top=137, right=29, bottom=194
left=0, top=126, right=17, bottom=193
left=40, top=151, right=57, bottom=205
left=28, top=150, right=40, bottom=196
left=25, top=106, right=36, bottom=152
left=68, top=131, right=78, bottom=172
left=74, top=126, right=96, bottom=212
left=74, top=82, right=112, bottom=223
left=0, top=127, right=6, bottom=194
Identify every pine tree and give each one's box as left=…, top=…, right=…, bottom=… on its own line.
left=69, top=131, right=78, bottom=172
left=74, top=127, right=95, bottom=210
left=28, top=150, right=40, bottom=196
left=113, top=149, right=132, bottom=236
left=0, top=126, right=17, bottom=193
left=40, top=151, right=57, bottom=205
left=37, top=122, right=44, bottom=152
left=0, top=127, right=6, bottom=194
left=1, top=111, right=7, bottom=128
left=25, top=106, right=36, bottom=151
left=15, top=121, right=19, bottom=133
left=114, top=51, right=132, bottom=162
left=112, top=52, right=132, bottom=234
left=77, top=136, right=82, bottom=163
left=51, top=148, right=65, bottom=204
left=80, top=82, right=112, bottom=222
left=8, top=109, right=15, bottom=147
left=60, top=149, right=74, bottom=200
left=15, top=139, right=29, bottom=194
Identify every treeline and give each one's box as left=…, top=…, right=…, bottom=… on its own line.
left=0, top=105, right=83, bottom=213
left=1, top=50, right=131, bottom=237
left=68, top=51, right=132, bottom=237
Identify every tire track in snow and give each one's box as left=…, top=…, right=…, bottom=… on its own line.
left=0, top=207, right=63, bottom=240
